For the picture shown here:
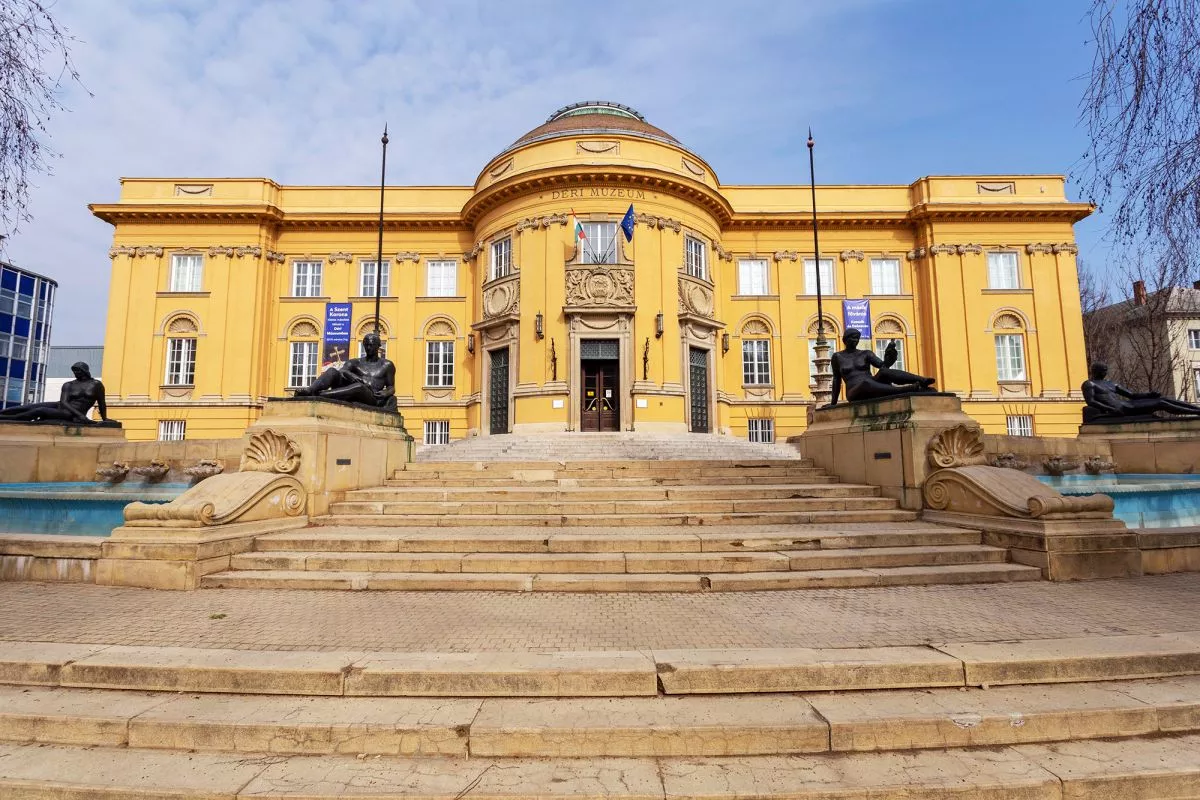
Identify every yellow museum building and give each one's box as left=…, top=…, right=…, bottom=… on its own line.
left=91, top=101, right=1092, bottom=443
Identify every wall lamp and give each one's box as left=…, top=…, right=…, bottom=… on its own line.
left=466, top=333, right=475, bottom=354
left=535, top=311, right=544, bottom=340
left=655, top=311, right=664, bottom=338
left=721, top=332, right=730, bottom=353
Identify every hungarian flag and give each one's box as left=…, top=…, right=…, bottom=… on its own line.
left=620, top=204, right=635, bottom=242
left=569, top=209, right=587, bottom=242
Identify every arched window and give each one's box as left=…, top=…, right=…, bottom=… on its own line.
left=287, top=319, right=320, bottom=388
left=993, top=312, right=1027, bottom=382
left=164, top=314, right=198, bottom=386
left=740, top=318, right=772, bottom=386
left=424, top=318, right=456, bottom=387
left=872, top=317, right=907, bottom=370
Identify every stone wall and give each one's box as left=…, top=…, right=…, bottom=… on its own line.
left=983, top=434, right=1112, bottom=473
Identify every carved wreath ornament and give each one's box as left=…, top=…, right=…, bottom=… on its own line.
left=240, top=430, right=301, bottom=474
left=926, top=424, right=987, bottom=469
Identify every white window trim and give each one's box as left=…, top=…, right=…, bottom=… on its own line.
left=288, top=341, right=319, bottom=388
left=1006, top=415, right=1034, bottom=437
left=158, top=420, right=186, bottom=442
left=685, top=236, right=708, bottom=280
left=580, top=221, right=618, bottom=264
left=423, top=419, right=450, bottom=445
left=747, top=418, right=775, bottom=443
left=168, top=253, right=203, bottom=293
left=359, top=261, right=389, bottom=298
left=490, top=238, right=512, bottom=280
left=873, top=337, right=905, bottom=371
left=425, top=340, right=455, bottom=387
left=291, top=261, right=323, bottom=297
left=741, top=339, right=771, bottom=386
left=426, top=260, right=457, bottom=297
left=738, top=259, right=769, bottom=295
left=1188, top=329, right=1200, bottom=350
left=164, top=337, right=196, bottom=386
left=869, top=258, right=902, bottom=295
left=803, top=258, right=835, bottom=295
left=987, top=251, right=1021, bottom=290
left=995, top=333, right=1027, bottom=382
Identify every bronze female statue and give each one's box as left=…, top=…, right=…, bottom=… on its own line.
left=829, top=328, right=936, bottom=404
left=1082, top=362, right=1200, bottom=422
left=293, top=333, right=397, bottom=410
left=0, top=362, right=117, bottom=425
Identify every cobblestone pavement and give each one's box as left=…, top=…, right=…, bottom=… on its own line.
left=1, top=575, right=1198, bottom=652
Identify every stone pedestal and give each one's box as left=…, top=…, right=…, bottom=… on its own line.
left=793, top=394, right=974, bottom=510
left=1078, top=418, right=1200, bottom=473
left=0, top=421, right=126, bottom=483
left=249, top=399, right=414, bottom=517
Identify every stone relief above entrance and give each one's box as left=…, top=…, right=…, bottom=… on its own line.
left=564, top=266, right=634, bottom=308
left=483, top=274, right=520, bottom=318
left=678, top=274, right=715, bottom=318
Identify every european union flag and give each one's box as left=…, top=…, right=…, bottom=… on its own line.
left=620, top=204, right=635, bottom=242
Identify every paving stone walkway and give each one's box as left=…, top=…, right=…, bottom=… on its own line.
left=2, top=574, right=1198, bottom=652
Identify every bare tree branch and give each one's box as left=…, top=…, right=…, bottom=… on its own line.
left=0, top=0, right=85, bottom=239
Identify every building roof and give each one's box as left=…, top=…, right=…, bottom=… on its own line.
left=501, top=101, right=684, bottom=154
left=0, top=260, right=59, bottom=287
left=47, top=346, right=103, bottom=378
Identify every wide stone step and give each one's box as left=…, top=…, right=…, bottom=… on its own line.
left=384, top=474, right=839, bottom=487
left=204, top=563, right=1042, bottom=591
left=254, top=524, right=985, bottom=554
left=4, top=733, right=1200, bottom=798
left=318, top=510, right=920, bottom=527
left=346, top=484, right=878, bottom=503
left=329, top=497, right=900, bottom=517
left=2, top=677, right=1197, bottom=758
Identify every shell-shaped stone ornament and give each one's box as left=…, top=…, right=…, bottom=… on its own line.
left=240, top=430, right=301, bottom=474
left=926, top=424, right=987, bottom=469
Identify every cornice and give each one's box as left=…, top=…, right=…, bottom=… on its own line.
left=90, top=202, right=469, bottom=232
left=908, top=201, right=1094, bottom=224
left=461, top=164, right=735, bottom=227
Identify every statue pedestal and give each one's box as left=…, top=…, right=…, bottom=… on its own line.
left=792, top=393, right=973, bottom=510
left=250, top=399, right=414, bottom=517
left=1078, top=418, right=1200, bottom=473
left=0, top=421, right=126, bottom=483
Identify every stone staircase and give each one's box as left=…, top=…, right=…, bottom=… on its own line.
left=201, top=434, right=1040, bottom=591
left=1, top=634, right=1199, bottom=796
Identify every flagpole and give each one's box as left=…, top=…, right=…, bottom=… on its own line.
left=807, top=128, right=824, bottom=345
left=374, top=125, right=389, bottom=335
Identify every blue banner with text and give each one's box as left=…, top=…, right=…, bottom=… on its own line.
left=842, top=299, right=871, bottom=335
left=322, top=302, right=352, bottom=366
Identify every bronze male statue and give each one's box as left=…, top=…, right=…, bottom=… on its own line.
left=293, top=332, right=397, bottom=411
left=0, top=362, right=118, bottom=425
left=829, top=328, right=936, bottom=405
left=1082, top=361, right=1200, bottom=422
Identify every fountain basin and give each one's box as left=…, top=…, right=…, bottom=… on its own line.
left=1038, top=474, right=1200, bottom=529
left=0, top=482, right=188, bottom=537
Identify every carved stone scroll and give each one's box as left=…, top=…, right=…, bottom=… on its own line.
left=924, top=465, right=1114, bottom=520
left=123, top=472, right=305, bottom=528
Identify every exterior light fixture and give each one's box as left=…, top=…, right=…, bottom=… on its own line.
left=655, top=311, right=664, bottom=338
left=466, top=333, right=475, bottom=354
left=722, top=332, right=730, bottom=353
left=535, top=311, right=544, bottom=340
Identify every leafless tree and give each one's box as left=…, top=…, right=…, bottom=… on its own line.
left=1078, top=259, right=1115, bottom=367
left=0, top=0, right=84, bottom=239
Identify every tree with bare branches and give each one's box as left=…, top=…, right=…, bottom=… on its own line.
left=0, top=0, right=83, bottom=239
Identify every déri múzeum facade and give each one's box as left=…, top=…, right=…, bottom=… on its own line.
left=91, top=101, right=1092, bottom=443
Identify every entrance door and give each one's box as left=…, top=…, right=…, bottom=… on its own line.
left=581, top=359, right=620, bottom=432
left=489, top=347, right=510, bottom=435
left=689, top=347, right=710, bottom=433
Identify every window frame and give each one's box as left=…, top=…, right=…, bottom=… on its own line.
left=737, top=258, right=769, bottom=296
left=490, top=237, right=512, bottom=280
left=425, top=340, right=455, bottom=387
left=288, top=340, right=320, bottom=388
left=164, top=337, right=197, bottom=386
left=1006, top=414, right=1034, bottom=437
left=291, top=260, right=323, bottom=297
left=987, top=251, right=1021, bottom=290
left=741, top=338, right=772, bottom=386
left=168, top=253, right=204, bottom=293
left=994, top=333, right=1027, bottom=382
left=581, top=221, right=619, bottom=265
left=1188, top=329, right=1200, bottom=350
left=426, top=259, right=458, bottom=297
left=873, top=337, right=905, bottom=371
left=747, top=418, right=775, bottom=443
left=358, top=260, right=389, bottom=298
left=685, top=236, right=708, bottom=280
left=423, top=419, right=450, bottom=445
left=158, top=420, right=186, bottom=442
left=869, top=257, right=902, bottom=295
left=803, top=257, right=836, bottom=295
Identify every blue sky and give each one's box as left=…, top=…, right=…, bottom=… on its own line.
left=6, top=0, right=1106, bottom=343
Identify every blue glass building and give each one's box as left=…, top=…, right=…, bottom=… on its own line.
left=0, top=262, right=57, bottom=409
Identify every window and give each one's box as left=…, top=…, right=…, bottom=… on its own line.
left=581, top=222, right=618, bottom=264
left=158, top=420, right=186, bottom=442
left=995, top=333, right=1026, bottom=381
left=685, top=236, right=707, bottom=280
left=426, top=340, right=454, bottom=386
left=359, top=261, right=389, bottom=297
left=164, top=338, right=196, bottom=385
left=426, top=260, right=457, bottom=297
left=490, top=237, right=512, bottom=280
left=289, top=341, right=319, bottom=388
left=1195, top=368, right=1200, bottom=396
left=870, top=258, right=902, bottom=295
left=168, top=254, right=203, bottom=292
left=738, top=259, right=769, bottom=295
left=803, top=258, right=835, bottom=295
left=742, top=339, right=771, bottom=385
left=873, top=338, right=905, bottom=370
left=747, top=418, right=775, bottom=443
left=987, top=252, right=1020, bottom=290
left=291, top=261, right=322, bottom=297
left=1006, top=415, right=1034, bottom=437
left=1189, top=329, right=1200, bottom=350
left=423, top=420, right=450, bottom=445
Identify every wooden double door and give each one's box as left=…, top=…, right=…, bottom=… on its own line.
left=580, top=358, right=620, bottom=432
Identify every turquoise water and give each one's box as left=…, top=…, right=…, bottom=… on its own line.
left=0, top=482, right=188, bottom=537
left=1038, top=474, right=1200, bottom=529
